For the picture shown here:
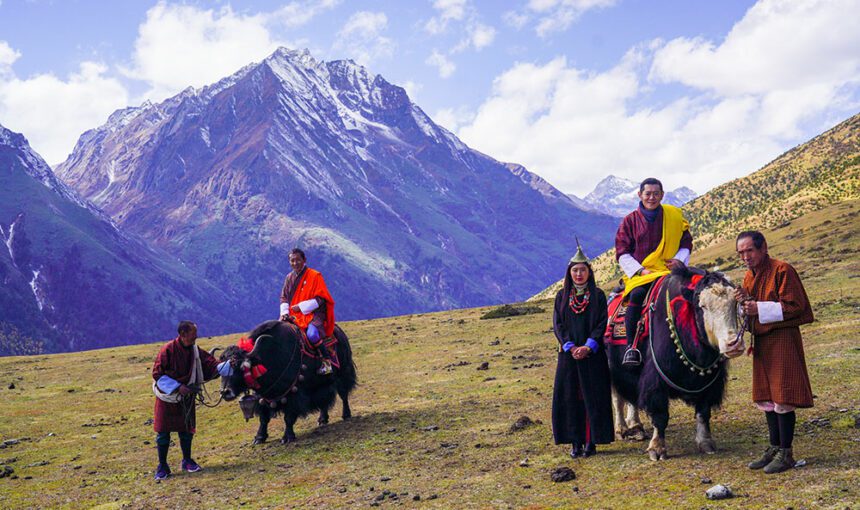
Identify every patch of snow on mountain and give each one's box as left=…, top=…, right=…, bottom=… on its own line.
left=29, top=269, right=44, bottom=311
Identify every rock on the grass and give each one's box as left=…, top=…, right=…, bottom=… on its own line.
left=705, top=484, right=734, bottom=500
left=550, top=467, right=576, bottom=482
left=477, top=362, right=489, bottom=370
left=510, top=416, right=534, bottom=432
left=0, top=466, right=14, bottom=478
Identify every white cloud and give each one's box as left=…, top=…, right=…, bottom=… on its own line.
left=431, top=105, right=473, bottom=133
left=123, top=1, right=335, bottom=101
left=424, top=0, right=468, bottom=34
left=426, top=50, right=456, bottom=78
left=454, top=0, right=860, bottom=196
left=271, top=0, right=342, bottom=28
left=649, top=0, right=860, bottom=96
left=0, top=59, right=129, bottom=164
left=333, top=11, right=394, bottom=65
left=467, top=23, right=496, bottom=51
left=0, top=41, right=20, bottom=70
left=526, top=0, right=618, bottom=37
left=400, top=80, right=423, bottom=100
left=502, top=10, right=530, bottom=30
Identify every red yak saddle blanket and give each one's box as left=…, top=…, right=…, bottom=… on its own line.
left=603, top=276, right=668, bottom=347
left=299, top=331, right=341, bottom=370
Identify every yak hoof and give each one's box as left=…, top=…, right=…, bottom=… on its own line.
left=280, top=435, right=297, bottom=445
left=624, top=424, right=647, bottom=441
left=318, top=418, right=329, bottom=426
left=647, top=448, right=668, bottom=461
left=697, top=440, right=717, bottom=454
left=252, top=436, right=267, bottom=445
left=342, top=414, right=352, bottom=421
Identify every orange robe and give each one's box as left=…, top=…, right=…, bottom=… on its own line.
left=283, top=268, right=335, bottom=337
left=743, top=257, right=814, bottom=408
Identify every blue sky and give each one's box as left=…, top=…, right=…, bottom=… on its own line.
left=1, top=0, right=858, bottom=195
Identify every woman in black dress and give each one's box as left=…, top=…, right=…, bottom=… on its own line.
left=552, top=244, right=614, bottom=457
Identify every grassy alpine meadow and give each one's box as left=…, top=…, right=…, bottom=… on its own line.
left=1, top=202, right=858, bottom=509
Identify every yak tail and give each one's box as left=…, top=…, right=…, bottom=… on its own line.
left=334, top=325, right=359, bottom=392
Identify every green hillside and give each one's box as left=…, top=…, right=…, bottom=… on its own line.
left=684, top=112, right=860, bottom=248
left=531, top=112, right=860, bottom=300
left=1, top=200, right=858, bottom=509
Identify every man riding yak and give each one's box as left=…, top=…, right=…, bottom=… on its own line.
left=615, top=177, right=693, bottom=367
left=279, top=248, right=336, bottom=375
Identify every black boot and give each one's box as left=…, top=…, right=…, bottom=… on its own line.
left=316, top=342, right=334, bottom=375
left=583, top=443, right=597, bottom=457
left=622, top=303, right=643, bottom=367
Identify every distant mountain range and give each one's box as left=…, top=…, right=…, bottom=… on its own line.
left=531, top=111, right=860, bottom=300
left=0, top=124, right=242, bottom=355
left=53, top=47, right=618, bottom=340
left=568, top=175, right=698, bottom=217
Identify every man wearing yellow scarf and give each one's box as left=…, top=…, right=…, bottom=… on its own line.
left=615, top=178, right=693, bottom=367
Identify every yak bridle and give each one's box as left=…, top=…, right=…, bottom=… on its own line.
left=650, top=278, right=726, bottom=394
left=226, top=329, right=306, bottom=411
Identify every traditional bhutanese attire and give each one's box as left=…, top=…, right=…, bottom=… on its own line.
left=551, top=273, right=614, bottom=446
left=280, top=267, right=336, bottom=339
left=152, top=338, right=220, bottom=433
left=615, top=203, right=693, bottom=297
left=743, top=256, right=814, bottom=409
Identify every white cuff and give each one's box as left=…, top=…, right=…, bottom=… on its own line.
left=298, top=299, right=319, bottom=314
left=757, top=301, right=784, bottom=324
left=672, top=248, right=690, bottom=265
left=279, top=302, right=291, bottom=316
left=619, top=254, right=644, bottom=278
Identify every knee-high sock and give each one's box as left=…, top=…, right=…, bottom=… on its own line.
left=765, top=411, right=780, bottom=446
left=155, top=431, right=170, bottom=466
left=157, top=444, right=169, bottom=466
left=179, top=432, right=193, bottom=460
left=777, top=411, right=795, bottom=449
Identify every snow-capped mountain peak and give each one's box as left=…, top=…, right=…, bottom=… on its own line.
left=577, top=174, right=698, bottom=217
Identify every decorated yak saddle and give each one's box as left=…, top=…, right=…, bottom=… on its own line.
left=298, top=330, right=340, bottom=370
left=603, top=276, right=668, bottom=347
left=604, top=273, right=706, bottom=348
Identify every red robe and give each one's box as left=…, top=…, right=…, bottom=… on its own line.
left=615, top=205, right=693, bottom=263
left=152, top=338, right=220, bottom=433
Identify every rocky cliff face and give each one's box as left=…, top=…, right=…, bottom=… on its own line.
left=57, top=48, right=618, bottom=324
left=0, top=124, right=241, bottom=355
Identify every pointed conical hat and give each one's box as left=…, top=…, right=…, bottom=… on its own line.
left=569, top=238, right=589, bottom=264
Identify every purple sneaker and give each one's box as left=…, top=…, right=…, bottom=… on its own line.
left=181, top=458, right=202, bottom=473
left=154, top=464, right=170, bottom=480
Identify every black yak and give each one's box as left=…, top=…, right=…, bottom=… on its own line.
left=607, top=268, right=745, bottom=460
left=219, top=320, right=357, bottom=444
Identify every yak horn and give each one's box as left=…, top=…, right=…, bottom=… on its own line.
left=210, top=347, right=221, bottom=357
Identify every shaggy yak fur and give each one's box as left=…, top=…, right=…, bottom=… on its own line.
left=608, top=267, right=739, bottom=460
left=220, top=320, right=357, bottom=444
